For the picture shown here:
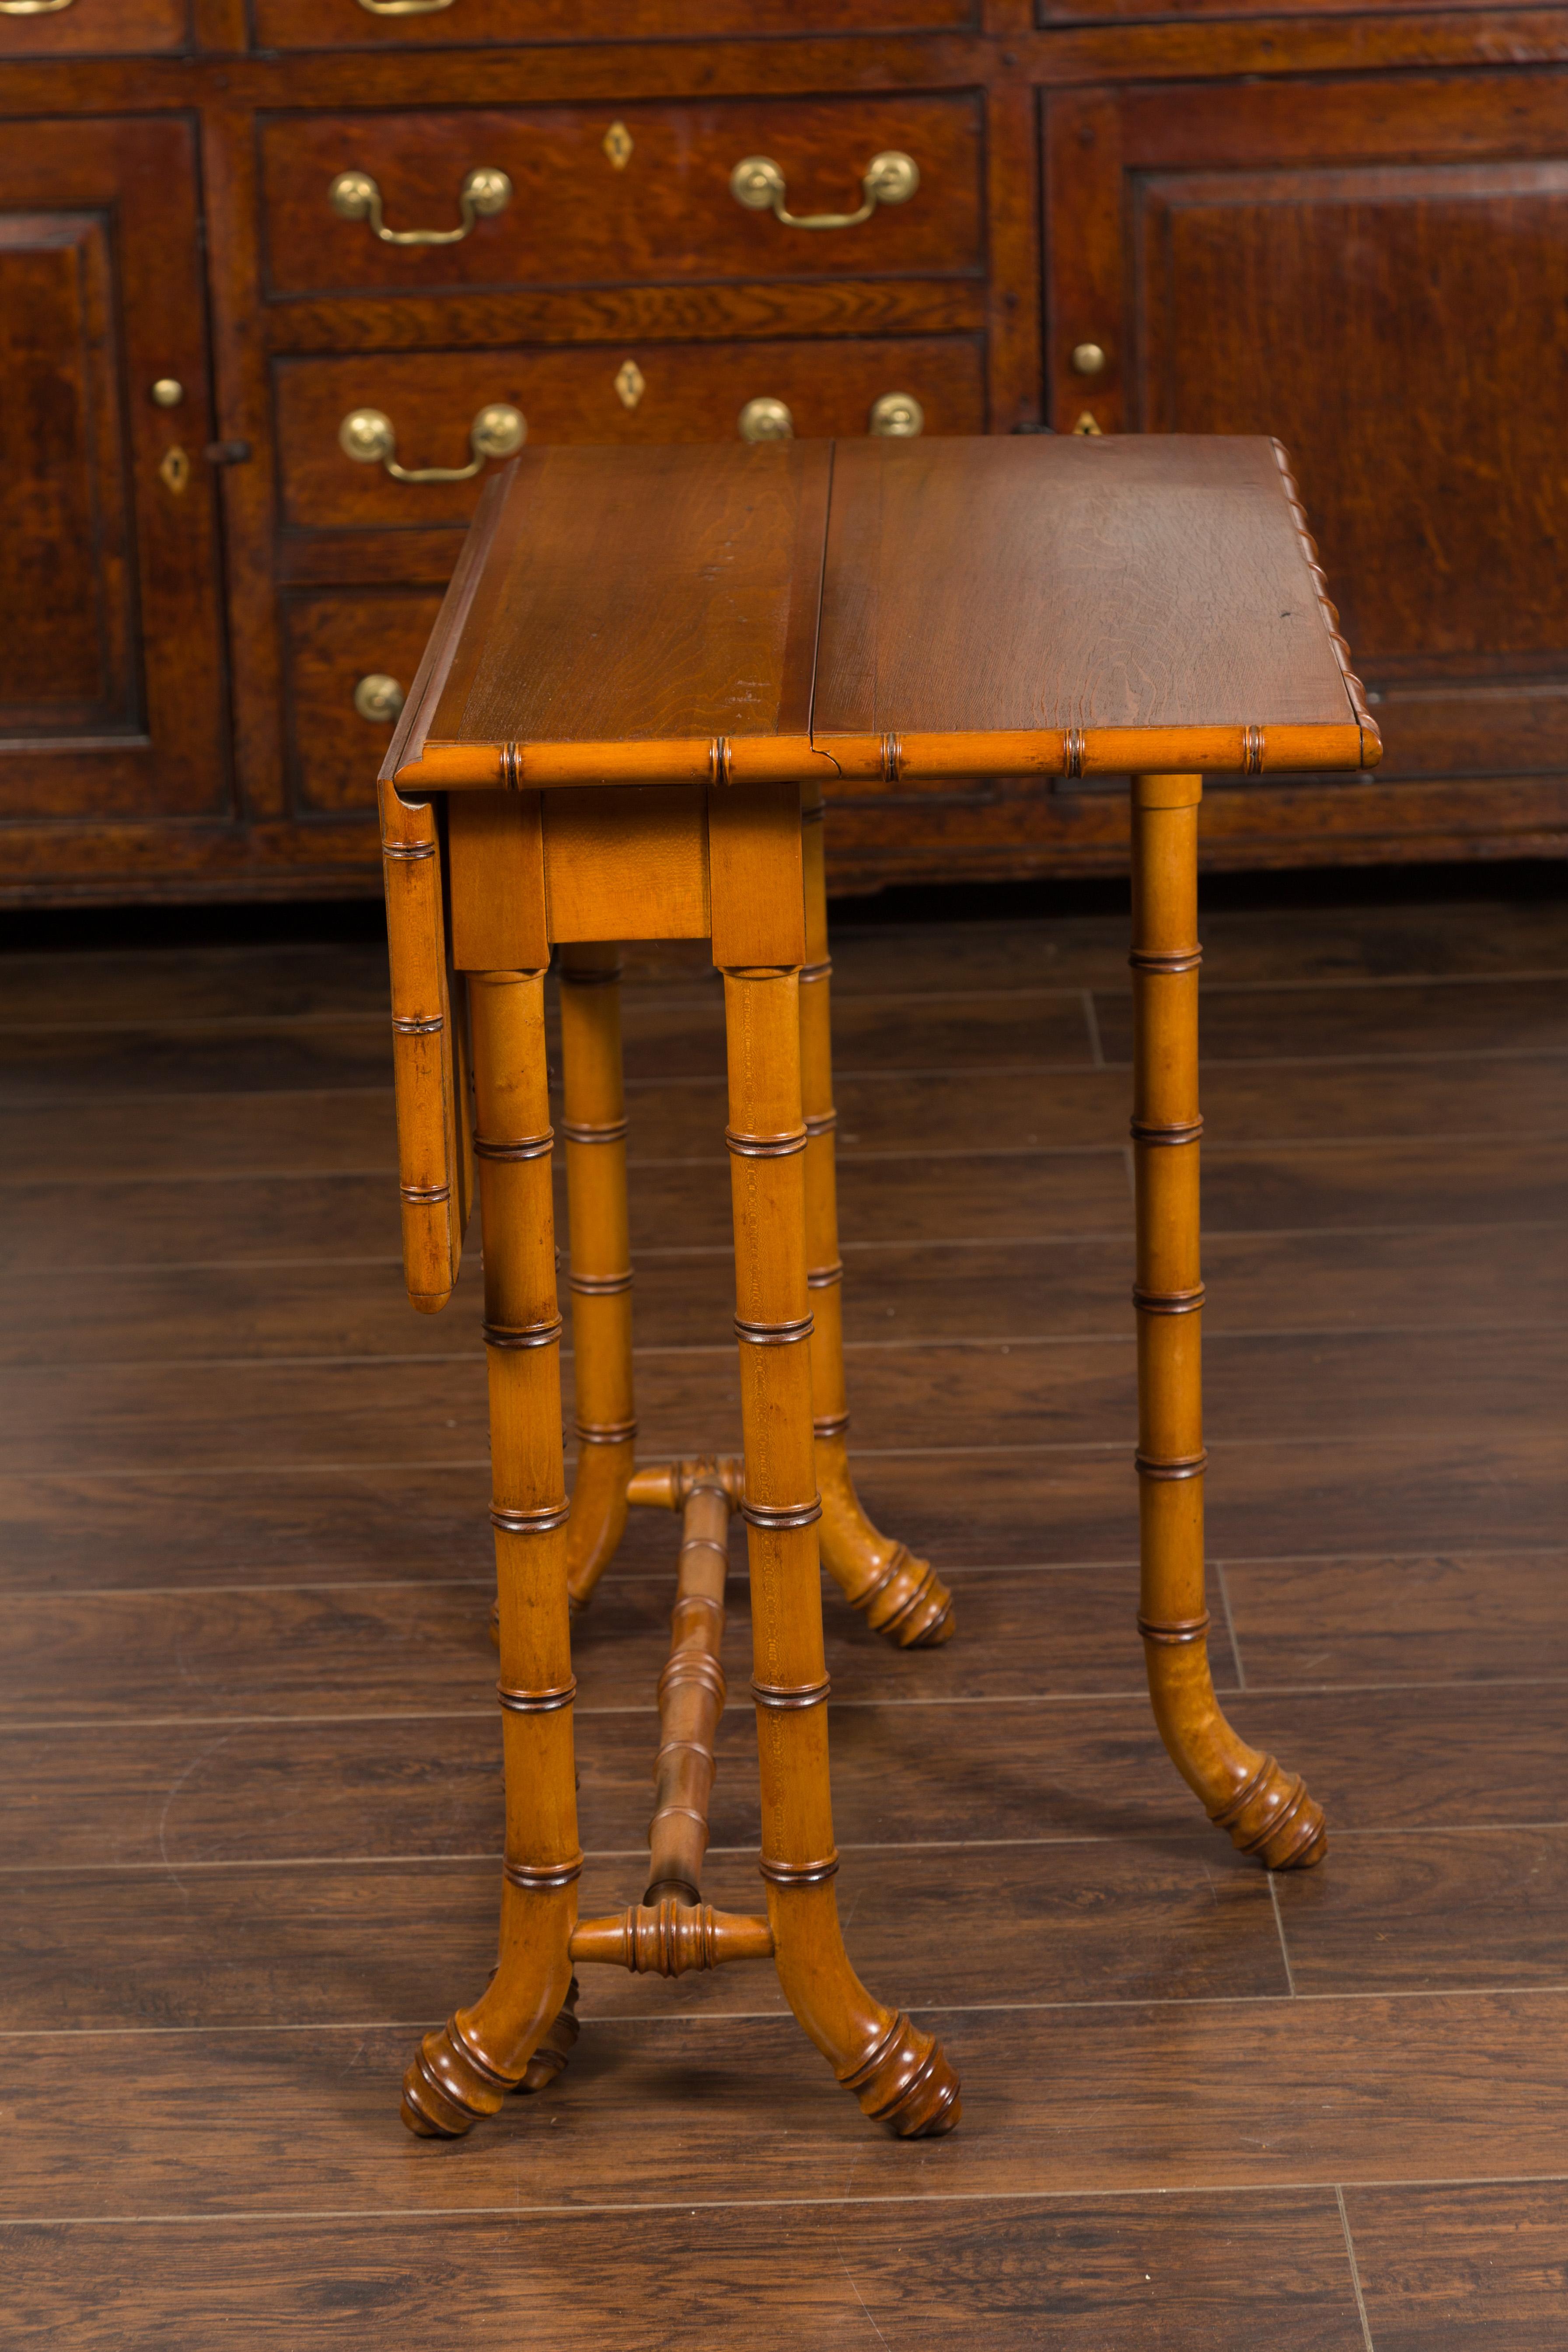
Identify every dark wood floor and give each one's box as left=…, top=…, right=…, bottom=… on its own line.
left=4, top=874, right=1567, bottom=2348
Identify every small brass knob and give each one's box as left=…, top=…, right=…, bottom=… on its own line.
left=863, top=151, right=920, bottom=207
left=330, top=170, right=378, bottom=222
left=731, top=157, right=787, bottom=213
left=738, top=396, right=794, bottom=443
left=340, top=407, right=397, bottom=465
left=150, top=378, right=185, bottom=409
left=462, top=167, right=512, bottom=217
left=471, top=402, right=526, bottom=460
left=354, top=673, right=405, bottom=724
left=869, top=391, right=924, bottom=438
left=1071, top=342, right=1108, bottom=377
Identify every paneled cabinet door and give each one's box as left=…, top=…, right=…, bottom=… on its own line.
left=1045, top=75, right=1568, bottom=805
left=0, top=119, right=227, bottom=847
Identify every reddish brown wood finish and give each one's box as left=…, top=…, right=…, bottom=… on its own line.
left=0, top=0, right=188, bottom=57
left=259, top=97, right=984, bottom=298
left=0, top=118, right=228, bottom=826
left=1045, top=74, right=1568, bottom=802
left=389, top=437, right=1373, bottom=793
left=3, top=22, right=1563, bottom=895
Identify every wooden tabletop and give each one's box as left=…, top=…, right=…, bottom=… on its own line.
left=385, top=436, right=1378, bottom=796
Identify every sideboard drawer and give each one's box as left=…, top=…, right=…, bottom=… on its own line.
left=283, top=591, right=445, bottom=814
left=275, top=337, right=985, bottom=532
left=0, top=0, right=185, bottom=54
left=252, top=0, right=975, bottom=50
left=259, top=98, right=982, bottom=298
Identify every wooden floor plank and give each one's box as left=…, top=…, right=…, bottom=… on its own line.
left=8, top=967, right=1565, bottom=1111
left=1227, top=1551, right=1568, bottom=1684
left=1344, top=2181, right=1568, bottom=2352
left=3, top=1426, right=1561, bottom=1594
left=12, top=1545, right=1565, bottom=1729
left=1095, top=976, right=1568, bottom=1063
left=6, top=1223, right=1565, bottom=1366
left=4, top=1683, right=1564, bottom=1873
left=5, top=1992, right=1567, bottom=2216
left=9, top=1046, right=1564, bottom=1187
left=0, top=1323, right=1556, bottom=1476
left=10, top=1129, right=1561, bottom=1274
left=1, top=2191, right=1372, bottom=2351
left=0, top=1838, right=1285, bottom=2032
left=0, top=1562, right=1182, bottom=1724
left=1279, top=1826, right=1568, bottom=1996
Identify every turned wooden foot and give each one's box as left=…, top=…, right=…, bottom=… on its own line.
left=1130, top=777, right=1325, bottom=1872
left=799, top=782, right=954, bottom=1651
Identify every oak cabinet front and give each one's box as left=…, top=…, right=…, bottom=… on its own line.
left=1046, top=74, right=1568, bottom=835
left=0, top=117, right=229, bottom=883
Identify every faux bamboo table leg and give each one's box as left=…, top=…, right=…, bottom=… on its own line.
left=559, top=942, right=636, bottom=1612
left=1130, top=776, right=1326, bottom=1871
left=799, top=780, right=954, bottom=1648
left=401, top=967, right=583, bottom=2135
left=723, top=961, right=960, bottom=2135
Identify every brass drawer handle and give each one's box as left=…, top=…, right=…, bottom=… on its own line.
left=739, top=393, right=925, bottom=444
left=730, top=150, right=918, bottom=233
left=339, top=402, right=525, bottom=483
left=356, top=0, right=454, bottom=13
left=868, top=391, right=923, bottom=438
left=0, top=1, right=77, bottom=13
left=355, top=673, right=405, bottom=723
left=330, top=167, right=510, bottom=247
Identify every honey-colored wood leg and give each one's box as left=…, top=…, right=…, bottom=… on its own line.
left=401, top=968, right=582, bottom=2136
left=1131, top=777, right=1326, bottom=1871
left=559, top=942, right=636, bottom=1612
left=800, top=782, right=954, bottom=1648
left=724, top=962, right=960, bottom=2135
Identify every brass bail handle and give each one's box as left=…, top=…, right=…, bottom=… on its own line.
left=0, top=1, right=77, bottom=13
left=356, top=0, right=454, bottom=14
left=730, top=149, right=918, bottom=232
left=339, top=402, right=526, bottom=484
left=330, top=167, right=511, bottom=247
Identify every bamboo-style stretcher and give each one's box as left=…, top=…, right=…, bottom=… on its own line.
left=377, top=435, right=1367, bottom=2145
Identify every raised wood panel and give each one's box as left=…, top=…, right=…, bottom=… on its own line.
left=1046, top=80, right=1568, bottom=797
left=280, top=589, right=442, bottom=816
left=250, top=0, right=976, bottom=50
left=0, top=213, right=136, bottom=737
left=0, top=119, right=229, bottom=826
left=0, top=0, right=187, bottom=57
left=258, top=97, right=984, bottom=301
left=273, top=337, right=987, bottom=532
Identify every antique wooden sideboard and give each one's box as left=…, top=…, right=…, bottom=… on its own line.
left=2, top=0, right=1565, bottom=901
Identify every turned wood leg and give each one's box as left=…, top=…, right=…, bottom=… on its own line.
left=723, top=961, right=960, bottom=2135
left=799, top=782, right=954, bottom=1648
left=1131, top=776, right=1326, bottom=1871
left=559, top=943, right=636, bottom=1612
left=401, top=967, right=582, bottom=2136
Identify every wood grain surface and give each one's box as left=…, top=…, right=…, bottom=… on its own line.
left=3, top=879, right=1566, bottom=2342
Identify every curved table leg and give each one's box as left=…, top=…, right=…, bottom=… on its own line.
left=800, top=781, right=954, bottom=1649
left=402, top=967, right=582, bottom=2136
left=1131, top=776, right=1326, bottom=1871
left=723, top=961, right=960, bottom=2135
